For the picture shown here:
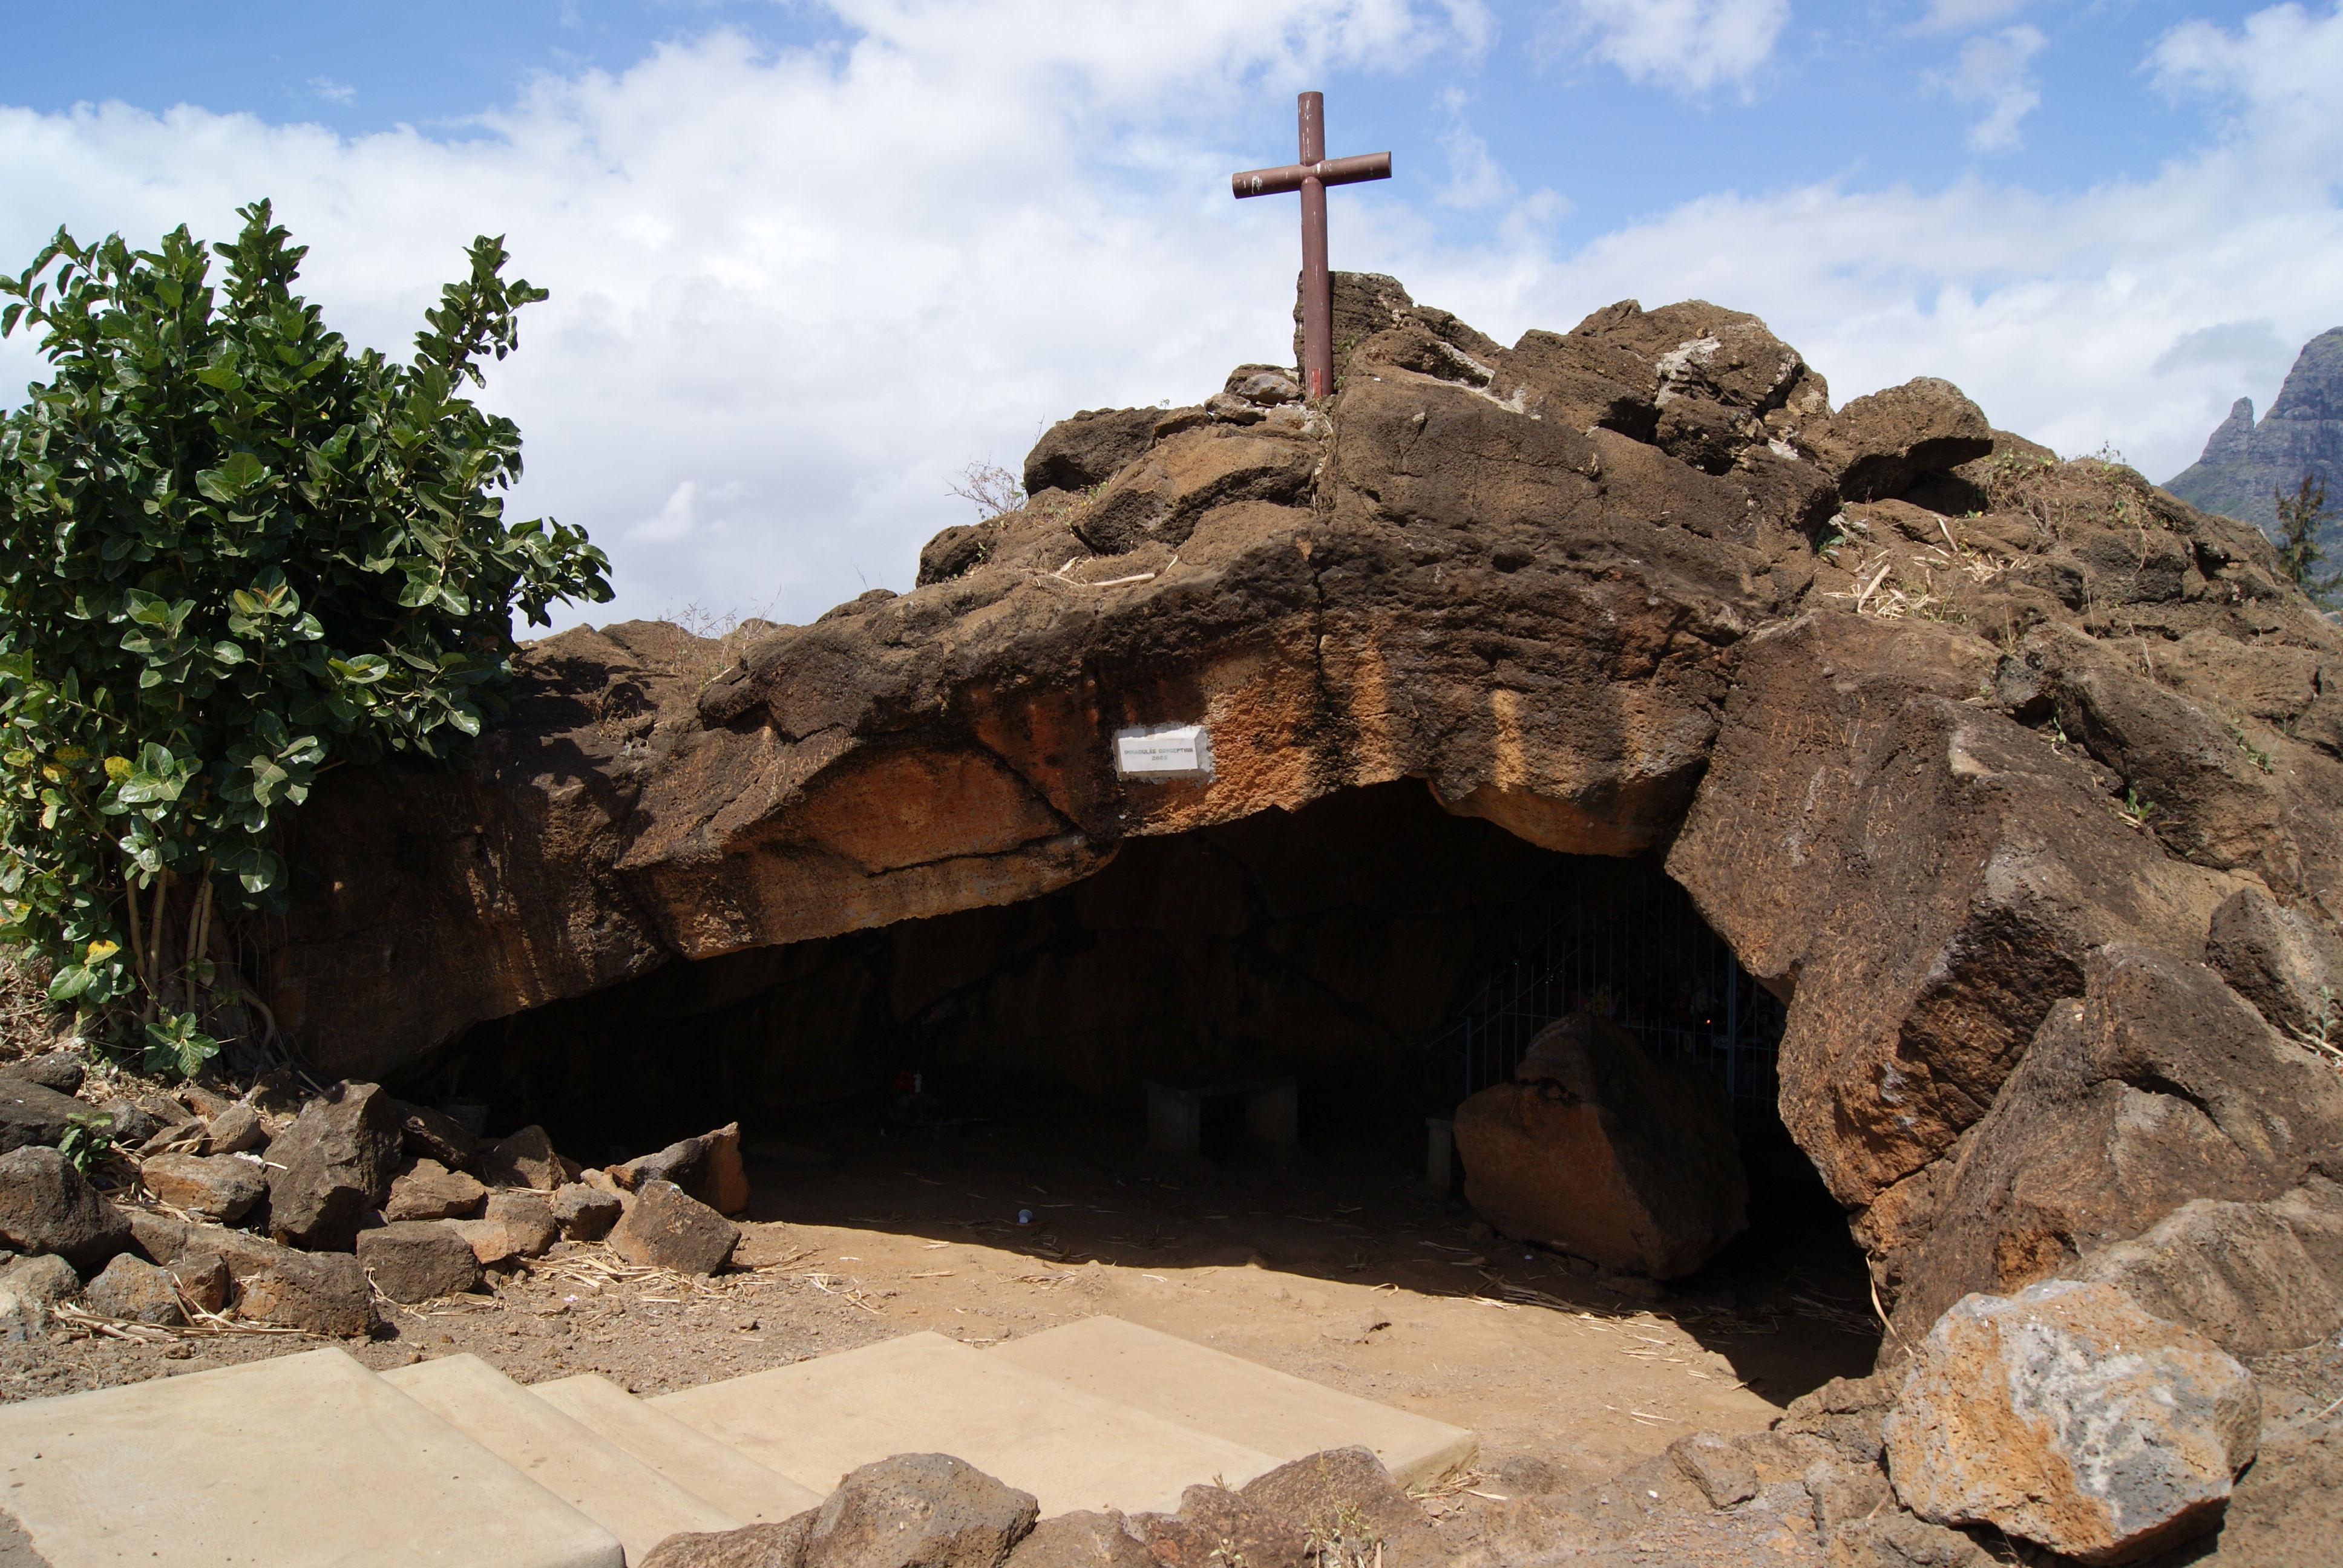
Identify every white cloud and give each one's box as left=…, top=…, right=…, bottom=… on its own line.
left=1544, top=0, right=1793, bottom=97
left=309, top=78, right=356, bottom=106
left=1929, top=23, right=2046, bottom=151
left=1912, top=0, right=2031, bottom=34
left=1435, top=91, right=1513, bottom=208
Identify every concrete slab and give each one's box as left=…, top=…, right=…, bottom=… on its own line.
left=0, top=1347, right=620, bottom=1568
left=383, top=1355, right=739, bottom=1562
left=652, top=1330, right=1280, bottom=1515
left=531, top=1373, right=825, bottom=1524
left=990, top=1316, right=1478, bottom=1488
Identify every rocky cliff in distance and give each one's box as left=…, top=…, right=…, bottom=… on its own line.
left=2166, top=325, right=2343, bottom=536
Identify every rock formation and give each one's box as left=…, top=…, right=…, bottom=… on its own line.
left=262, top=273, right=2343, bottom=1448
left=2166, top=325, right=2343, bottom=535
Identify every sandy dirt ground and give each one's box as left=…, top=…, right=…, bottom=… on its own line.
left=2, top=1104, right=1883, bottom=1501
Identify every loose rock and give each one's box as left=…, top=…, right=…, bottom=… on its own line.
left=81, top=1252, right=185, bottom=1326
left=203, top=1102, right=266, bottom=1155
left=265, top=1082, right=403, bottom=1252
left=1131, top=1486, right=1308, bottom=1568
left=383, top=1096, right=480, bottom=1171
left=357, top=1221, right=483, bottom=1302
left=140, top=1151, right=268, bottom=1224
left=612, top=1122, right=750, bottom=1215
left=0, top=1146, right=132, bottom=1270
left=1001, top=1512, right=1152, bottom=1568
left=8, top=1051, right=85, bottom=1095
left=1239, top=1446, right=1427, bottom=1548
left=1883, top=1279, right=2259, bottom=1564
left=641, top=1513, right=816, bottom=1568
left=0, top=1074, right=94, bottom=1155
left=167, top=1249, right=231, bottom=1314
left=1668, top=1432, right=1760, bottom=1509
left=0, top=1253, right=79, bottom=1338
left=477, top=1123, right=564, bottom=1191
left=802, top=1452, right=1037, bottom=1568
left=384, top=1158, right=488, bottom=1222
left=129, top=1209, right=376, bottom=1335
left=1452, top=1013, right=1746, bottom=1278
left=552, top=1181, right=623, bottom=1241
left=608, top=1180, right=739, bottom=1275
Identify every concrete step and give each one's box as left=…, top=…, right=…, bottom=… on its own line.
left=652, top=1330, right=1281, bottom=1516
left=529, top=1372, right=825, bottom=1524
left=990, top=1315, right=1478, bottom=1488
left=0, top=1347, right=621, bottom=1568
left=382, top=1354, right=741, bottom=1562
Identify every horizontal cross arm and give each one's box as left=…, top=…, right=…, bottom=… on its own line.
left=1230, top=151, right=1392, bottom=199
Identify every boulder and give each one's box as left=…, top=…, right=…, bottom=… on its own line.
left=356, top=1221, right=483, bottom=1302
left=140, top=1152, right=268, bottom=1224
left=0, top=1146, right=131, bottom=1270
left=8, top=1051, right=85, bottom=1094
left=1668, top=1432, right=1760, bottom=1509
left=1883, top=1279, right=2258, bottom=1564
left=1237, top=1446, right=1434, bottom=1564
left=80, top=1252, right=184, bottom=1326
left=450, top=1191, right=559, bottom=1266
left=801, top=1452, right=1037, bottom=1568
left=0, top=1253, right=79, bottom=1338
left=384, top=1097, right=480, bottom=1171
left=1806, top=377, right=1994, bottom=502
left=1001, top=1512, right=1152, bottom=1568
left=641, top=1514, right=816, bottom=1568
left=1452, top=1013, right=1745, bottom=1278
left=608, top=1181, right=739, bottom=1275
left=1072, top=423, right=1317, bottom=555
left=552, top=1181, right=623, bottom=1241
left=202, top=1102, right=267, bottom=1155
left=612, top=1122, right=750, bottom=1215
left=1129, top=1487, right=1308, bottom=1568
left=167, top=1249, right=231, bottom=1314
left=265, top=1082, right=403, bottom=1252
left=384, top=1158, right=488, bottom=1222
left=477, top=1124, right=564, bottom=1191
left=2206, top=882, right=2343, bottom=1040
left=128, top=1209, right=376, bottom=1335
left=1021, top=407, right=1162, bottom=498
left=0, top=1074, right=92, bottom=1154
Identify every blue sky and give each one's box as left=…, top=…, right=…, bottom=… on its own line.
left=3, top=2, right=2339, bottom=627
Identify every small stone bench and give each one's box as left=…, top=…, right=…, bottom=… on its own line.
left=1143, top=1075, right=1297, bottom=1155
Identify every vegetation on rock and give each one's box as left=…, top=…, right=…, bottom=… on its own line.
left=0, top=201, right=611, bottom=1075
left=2275, top=472, right=2339, bottom=608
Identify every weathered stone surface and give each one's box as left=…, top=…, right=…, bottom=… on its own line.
left=801, top=1452, right=1037, bottom=1568
left=1000, top=1512, right=1151, bottom=1568
left=552, top=1181, right=623, bottom=1241
left=478, top=1123, right=564, bottom=1191
left=0, top=1147, right=131, bottom=1270
left=1668, top=1431, right=1760, bottom=1509
left=81, top=1252, right=184, bottom=1325
left=1237, top=1446, right=1435, bottom=1566
left=167, top=1249, right=231, bottom=1314
left=266, top=1082, right=403, bottom=1252
left=140, top=1152, right=268, bottom=1224
left=608, top=1180, right=738, bottom=1275
left=9, top=1051, right=85, bottom=1094
left=641, top=1513, right=816, bottom=1568
left=0, top=1074, right=91, bottom=1154
left=1883, top=1279, right=2258, bottom=1564
left=128, top=1209, right=375, bottom=1335
left=202, top=1101, right=266, bottom=1155
left=356, top=1220, right=483, bottom=1302
left=1022, top=407, right=1162, bottom=499
left=2206, top=881, right=2343, bottom=1039
left=448, top=1191, right=558, bottom=1265
left=1804, top=377, right=1994, bottom=503
left=384, top=1158, right=488, bottom=1221
left=1130, top=1486, right=1308, bottom=1568
left=1453, top=1013, right=1745, bottom=1278
left=384, top=1096, right=479, bottom=1170
left=2068, top=1186, right=2343, bottom=1354
left=613, top=1122, right=749, bottom=1215
left=0, top=1253, right=79, bottom=1316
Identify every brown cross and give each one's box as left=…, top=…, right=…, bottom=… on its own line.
left=1231, top=91, right=1392, bottom=400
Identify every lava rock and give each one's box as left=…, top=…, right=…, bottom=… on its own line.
left=642, top=1514, right=815, bottom=1568
left=0, top=1253, right=79, bottom=1338
left=802, top=1452, right=1037, bottom=1568
left=384, top=1097, right=479, bottom=1171
left=140, top=1151, right=268, bottom=1223
left=81, top=1252, right=185, bottom=1326
left=94, top=1097, right=160, bottom=1146
left=1021, top=407, right=1161, bottom=498
left=2205, top=882, right=2343, bottom=1040
left=202, top=1102, right=267, bottom=1156
left=1002, top=1512, right=1152, bottom=1568
left=612, top=1122, right=750, bottom=1215
left=1668, top=1432, right=1760, bottom=1509
left=552, top=1181, right=623, bottom=1241
left=265, top=1082, right=403, bottom=1252
left=1452, top=1013, right=1746, bottom=1278
left=357, top=1221, right=484, bottom=1302
left=0, top=1146, right=131, bottom=1270
left=384, top=1158, right=487, bottom=1222
left=477, top=1124, right=563, bottom=1191
left=1131, top=1486, right=1308, bottom=1568
left=129, top=1209, right=376, bottom=1336
left=1807, top=376, right=1994, bottom=502
left=0, top=1075, right=93, bottom=1155
left=8, top=1051, right=85, bottom=1095
left=1239, top=1446, right=1427, bottom=1547
left=1884, top=1279, right=2259, bottom=1564
left=167, top=1249, right=231, bottom=1314
left=608, top=1181, right=739, bottom=1275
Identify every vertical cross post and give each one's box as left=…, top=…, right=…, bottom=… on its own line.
left=1231, top=93, right=1391, bottom=401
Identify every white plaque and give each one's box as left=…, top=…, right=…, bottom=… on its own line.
left=1115, top=722, right=1213, bottom=780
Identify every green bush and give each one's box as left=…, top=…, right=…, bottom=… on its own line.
left=2276, top=473, right=2340, bottom=611
left=0, top=201, right=611, bottom=1073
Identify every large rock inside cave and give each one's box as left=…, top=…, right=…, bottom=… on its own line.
left=268, top=274, right=2343, bottom=1367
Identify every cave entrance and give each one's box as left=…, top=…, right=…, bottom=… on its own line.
left=426, top=780, right=1875, bottom=1376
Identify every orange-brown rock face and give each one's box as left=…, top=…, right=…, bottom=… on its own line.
left=268, top=275, right=2343, bottom=1371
